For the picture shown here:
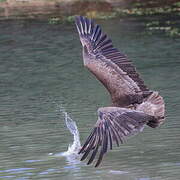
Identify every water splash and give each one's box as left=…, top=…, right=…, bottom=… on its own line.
left=53, top=104, right=81, bottom=157
left=61, top=111, right=81, bottom=156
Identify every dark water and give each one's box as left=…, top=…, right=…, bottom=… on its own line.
left=0, top=18, right=180, bottom=180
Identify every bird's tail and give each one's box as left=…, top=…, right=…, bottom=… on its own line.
left=137, top=91, right=165, bottom=128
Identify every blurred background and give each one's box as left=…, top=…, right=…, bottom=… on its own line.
left=0, top=0, right=180, bottom=180
left=0, top=0, right=179, bottom=36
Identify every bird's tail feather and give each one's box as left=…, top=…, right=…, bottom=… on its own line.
left=137, top=91, right=165, bottom=128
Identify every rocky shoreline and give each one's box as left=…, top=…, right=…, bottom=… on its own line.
left=0, top=0, right=179, bottom=36
left=0, top=0, right=114, bottom=20
left=0, top=0, right=179, bottom=20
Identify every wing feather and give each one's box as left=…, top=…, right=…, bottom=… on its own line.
left=79, top=107, right=156, bottom=167
left=75, top=16, right=149, bottom=94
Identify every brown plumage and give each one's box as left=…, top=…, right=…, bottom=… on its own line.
left=75, top=16, right=165, bottom=167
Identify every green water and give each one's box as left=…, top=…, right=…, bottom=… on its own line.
left=0, top=19, right=180, bottom=180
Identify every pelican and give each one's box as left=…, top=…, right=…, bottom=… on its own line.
left=75, top=16, right=165, bottom=167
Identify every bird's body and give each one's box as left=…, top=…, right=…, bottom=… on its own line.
left=86, top=58, right=147, bottom=107
left=75, top=16, right=165, bottom=167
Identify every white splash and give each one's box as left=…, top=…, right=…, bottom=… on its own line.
left=52, top=105, right=81, bottom=157
left=61, top=111, right=81, bottom=156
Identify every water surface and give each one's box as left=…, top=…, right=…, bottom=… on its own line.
left=0, top=18, right=180, bottom=180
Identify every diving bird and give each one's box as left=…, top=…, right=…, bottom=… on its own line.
left=75, top=16, right=165, bottom=167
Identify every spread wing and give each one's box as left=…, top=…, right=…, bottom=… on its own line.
left=75, top=16, right=150, bottom=106
left=78, top=107, right=156, bottom=167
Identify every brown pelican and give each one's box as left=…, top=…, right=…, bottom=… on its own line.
left=75, top=16, right=165, bottom=167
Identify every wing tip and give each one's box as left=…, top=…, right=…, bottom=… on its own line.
left=75, top=15, right=91, bottom=35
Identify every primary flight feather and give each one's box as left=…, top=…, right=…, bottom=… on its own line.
left=75, top=16, right=165, bottom=167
